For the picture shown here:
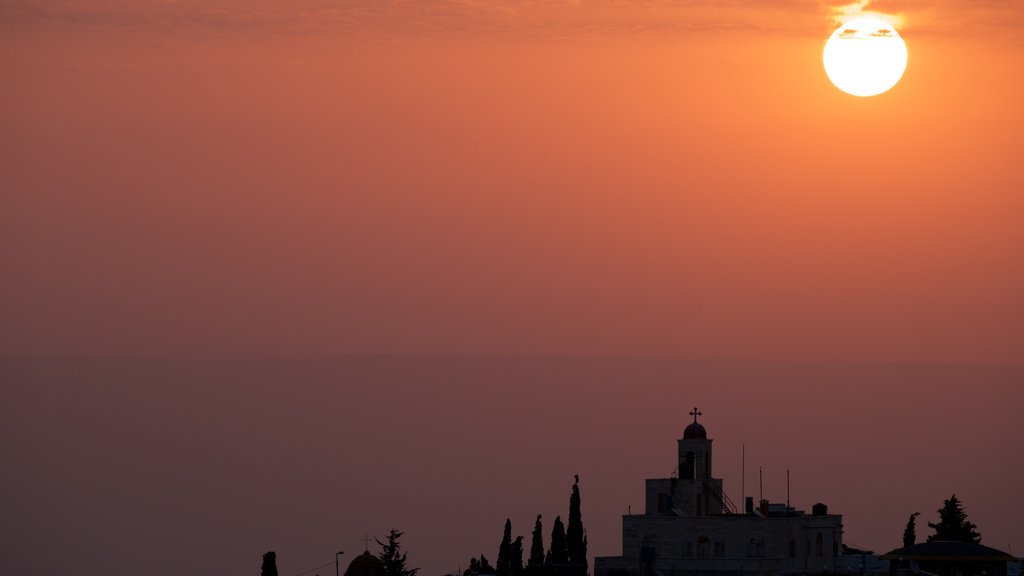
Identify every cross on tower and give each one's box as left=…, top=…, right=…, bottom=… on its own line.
left=362, top=535, right=373, bottom=551
left=690, top=406, right=702, bottom=423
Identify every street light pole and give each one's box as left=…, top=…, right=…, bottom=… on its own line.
left=336, top=551, right=345, bottom=576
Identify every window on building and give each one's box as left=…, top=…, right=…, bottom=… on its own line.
left=833, top=539, right=839, bottom=557
left=682, top=542, right=693, bottom=557
left=683, top=451, right=696, bottom=480
left=815, top=534, right=823, bottom=557
left=746, top=537, right=765, bottom=558
left=697, top=536, right=709, bottom=558
left=789, top=541, right=797, bottom=558
left=657, top=493, right=668, bottom=513
left=714, top=542, right=725, bottom=557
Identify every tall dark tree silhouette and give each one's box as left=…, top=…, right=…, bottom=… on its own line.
left=903, top=512, right=920, bottom=547
left=261, top=551, right=278, bottom=576
left=528, top=515, right=545, bottom=575
left=927, top=494, right=981, bottom=544
left=511, top=536, right=525, bottom=576
left=378, top=529, right=420, bottom=576
left=566, top=476, right=587, bottom=576
left=497, top=519, right=513, bottom=576
left=546, top=516, right=568, bottom=566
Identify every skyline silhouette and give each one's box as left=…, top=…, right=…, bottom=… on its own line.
left=3, top=355, right=1021, bottom=576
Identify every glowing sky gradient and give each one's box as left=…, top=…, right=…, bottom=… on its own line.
left=2, top=0, right=1022, bottom=362
left=1, top=1, right=1022, bottom=575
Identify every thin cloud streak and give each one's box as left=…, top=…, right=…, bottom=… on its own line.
left=3, top=0, right=1021, bottom=40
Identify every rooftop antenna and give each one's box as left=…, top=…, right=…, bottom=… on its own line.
left=741, top=444, right=746, bottom=513
left=787, top=468, right=791, bottom=510
left=759, top=467, right=764, bottom=504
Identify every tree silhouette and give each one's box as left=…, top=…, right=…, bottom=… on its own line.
left=261, top=551, right=278, bottom=576
left=903, top=512, right=920, bottom=547
left=378, top=529, right=420, bottom=576
left=546, top=516, right=568, bottom=566
left=566, top=476, right=587, bottom=576
left=497, top=519, right=513, bottom=576
left=927, top=494, right=981, bottom=544
left=464, top=555, right=495, bottom=576
left=511, top=536, right=525, bottom=576
left=528, top=515, right=545, bottom=575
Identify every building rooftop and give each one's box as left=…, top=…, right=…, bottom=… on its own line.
left=881, top=541, right=1015, bottom=561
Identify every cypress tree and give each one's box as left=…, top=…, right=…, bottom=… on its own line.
left=546, top=516, right=568, bottom=566
left=511, top=536, right=525, bottom=576
left=497, top=519, right=513, bottom=576
left=903, top=512, right=920, bottom=547
left=528, top=515, right=545, bottom=573
left=566, top=476, right=587, bottom=576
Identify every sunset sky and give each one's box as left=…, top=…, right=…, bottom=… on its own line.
left=1, top=0, right=1022, bottom=575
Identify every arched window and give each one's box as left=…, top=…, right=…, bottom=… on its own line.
left=746, top=536, right=766, bottom=558
left=697, top=536, right=710, bottom=558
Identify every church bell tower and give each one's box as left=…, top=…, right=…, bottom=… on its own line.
left=674, top=407, right=726, bottom=516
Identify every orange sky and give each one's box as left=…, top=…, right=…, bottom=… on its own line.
left=2, top=3, right=1024, bottom=576
left=2, top=0, right=1023, bottom=363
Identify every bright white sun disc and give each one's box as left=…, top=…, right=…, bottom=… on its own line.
left=823, top=18, right=907, bottom=97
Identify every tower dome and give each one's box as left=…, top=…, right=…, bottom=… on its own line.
left=683, top=421, right=707, bottom=439
left=344, top=551, right=386, bottom=576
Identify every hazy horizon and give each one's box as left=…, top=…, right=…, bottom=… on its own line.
left=3, top=355, right=1022, bottom=576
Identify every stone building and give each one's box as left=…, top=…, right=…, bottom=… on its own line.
left=595, top=409, right=844, bottom=576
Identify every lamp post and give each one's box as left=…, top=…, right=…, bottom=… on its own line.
left=336, top=551, right=345, bottom=576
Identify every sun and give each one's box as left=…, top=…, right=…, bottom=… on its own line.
left=823, top=18, right=908, bottom=97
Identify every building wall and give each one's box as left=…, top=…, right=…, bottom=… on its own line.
left=596, top=512, right=843, bottom=576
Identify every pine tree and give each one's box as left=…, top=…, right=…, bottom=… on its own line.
left=546, top=516, right=568, bottom=565
left=903, top=512, right=920, bottom=547
left=566, top=476, right=587, bottom=576
left=378, top=529, right=420, bottom=576
left=497, top=519, right=513, bottom=576
left=927, top=494, right=981, bottom=544
left=261, top=551, right=278, bottom=576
